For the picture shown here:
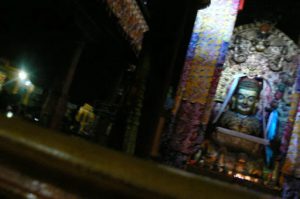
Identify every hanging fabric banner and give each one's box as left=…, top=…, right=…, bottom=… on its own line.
left=105, top=0, right=149, bottom=53
left=282, top=54, right=300, bottom=178
left=167, top=0, right=239, bottom=167
left=180, top=0, right=239, bottom=104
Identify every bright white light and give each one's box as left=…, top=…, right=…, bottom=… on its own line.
left=18, top=70, right=28, bottom=80
left=6, top=111, right=13, bottom=118
left=234, top=173, right=245, bottom=179
left=25, top=80, right=32, bottom=86
left=34, top=118, right=39, bottom=122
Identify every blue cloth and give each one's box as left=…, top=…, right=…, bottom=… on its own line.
left=265, top=110, right=278, bottom=166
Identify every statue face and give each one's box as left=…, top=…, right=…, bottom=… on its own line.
left=234, top=88, right=258, bottom=115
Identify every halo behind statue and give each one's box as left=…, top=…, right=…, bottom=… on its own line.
left=215, top=22, right=299, bottom=103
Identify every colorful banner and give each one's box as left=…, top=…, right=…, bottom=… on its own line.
left=105, top=0, right=149, bottom=53
left=180, top=0, right=239, bottom=104
left=282, top=55, right=300, bottom=178
left=168, top=0, right=239, bottom=164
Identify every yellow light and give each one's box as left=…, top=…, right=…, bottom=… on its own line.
left=245, top=176, right=251, bottom=181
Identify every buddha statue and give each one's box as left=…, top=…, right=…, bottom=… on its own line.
left=217, top=77, right=262, bottom=137
left=212, top=77, right=264, bottom=175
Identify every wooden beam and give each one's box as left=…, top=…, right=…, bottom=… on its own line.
left=0, top=116, right=270, bottom=198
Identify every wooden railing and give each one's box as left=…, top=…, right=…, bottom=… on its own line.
left=0, top=115, right=275, bottom=198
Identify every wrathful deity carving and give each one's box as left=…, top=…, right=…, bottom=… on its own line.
left=229, top=23, right=294, bottom=72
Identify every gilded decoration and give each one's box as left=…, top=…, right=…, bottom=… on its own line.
left=214, top=24, right=299, bottom=151
left=215, top=22, right=298, bottom=102
left=191, top=22, right=300, bottom=185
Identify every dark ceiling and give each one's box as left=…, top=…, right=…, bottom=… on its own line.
left=0, top=0, right=298, bottom=104
left=0, top=0, right=136, bottom=104
left=235, top=0, right=300, bottom=42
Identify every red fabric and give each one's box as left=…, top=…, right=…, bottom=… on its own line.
left=238, top=0, right=245, bottom=11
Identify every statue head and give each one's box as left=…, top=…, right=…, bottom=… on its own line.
left=232, top=77, right=262, bottom=115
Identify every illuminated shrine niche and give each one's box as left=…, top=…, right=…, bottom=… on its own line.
left=194, top=22, right=299, bottom=187
left=215, top=22, right=298, bottom=137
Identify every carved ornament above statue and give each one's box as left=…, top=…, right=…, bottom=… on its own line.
left=215, top=22, right=299, bottom=103
left=229, top=22, right=296, bottom=72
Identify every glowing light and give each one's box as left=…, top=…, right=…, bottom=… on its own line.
left=234, top=173, right=245, bottom=179
left=244, top=176, right=251, bottom=181
left=26, top=193, right=37, bottom=199
left=233, top=173, right=260, bottom=183
left=34, top=118, right=39, bottom=122
left=25, top=80, right=32, bottom=86
left=18, top=71, right=28, bottom=80
left=6, top=111, right=13, bottom=118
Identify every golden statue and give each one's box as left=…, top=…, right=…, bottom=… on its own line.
left=212, top=77, right=264, bottom=175
left=218, top=77, right=262, bottom=137
left=76, top=103, right=95, bottom=135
